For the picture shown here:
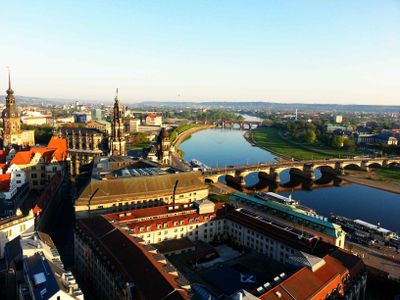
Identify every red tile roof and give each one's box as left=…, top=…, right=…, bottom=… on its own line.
left=104, top=204, right=197, bottom=222
left=8, top=136, right=68, bottom=166
left=0, top=173, right=11, bottom=192
left=31, top=148, right=56, bottom=164
left=147, top=113, right=159, bottom=118
left=47, top=136, right=68, bottom=161
left=260, top=255, right=348, bottom=300
left=0, top=150, right=8, bottom=164
left=10, top=151, right=34, bottom=165
left=76, top=216, right=190, bottom=299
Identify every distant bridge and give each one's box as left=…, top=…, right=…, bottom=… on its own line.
left=215, top=120, right=262, bottom=130
left=203, top=157, right=400, bottom=185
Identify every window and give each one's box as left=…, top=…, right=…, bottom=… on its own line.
left=31, top=173, right=37, bottom=179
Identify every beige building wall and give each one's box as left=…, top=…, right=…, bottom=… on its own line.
left=75, top=188, right=209, bottom=218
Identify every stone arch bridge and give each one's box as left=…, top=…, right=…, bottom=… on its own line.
left=215, top=120, right=262, bottom=130
left=203, top=157, right=400, bottom=186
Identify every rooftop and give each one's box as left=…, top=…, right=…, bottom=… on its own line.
left=76, top=171, right=207, bottom=205
left=76, top=216, right=189, bottom=299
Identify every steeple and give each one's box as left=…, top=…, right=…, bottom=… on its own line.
left=114, top=88, right=119, bottom=102
left=7, top=70, right=13, bottom=95
left=110, top=88, right=126, bottom=156
left=6, top=70, right=14, bottom=99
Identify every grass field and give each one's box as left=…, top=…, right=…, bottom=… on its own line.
left=374, top=168, right=400, bottom=183
left=252, top=127, right=361, bottom=160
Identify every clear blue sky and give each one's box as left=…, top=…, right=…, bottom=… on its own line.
left=1, top=1, right=399, bottom=104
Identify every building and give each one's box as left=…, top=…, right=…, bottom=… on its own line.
left=7, top=136, right=68, bottom=190
left=21, top=115, right=53, bottom=126
left=73, top=112, right=91, bottom=123
left=86, top=119, right=111, bottom=134
left=4, top=231, right=84, bottom=300
left=75, top=216, right=190, bottom=299
left=75, top=202, right=366, bottom=300
left=91, top=108, right=102, bottom=121
left=146, top=113, right=163, bottom=126
left=228, top=193, right=346, bottom=248
left=335, top=115, right=343, bottom=123
left=147, top=127, right=172, bottom=165
left=103, top=200, right=223, bottom=245
left=124, top=118, right=140, bottom=133
left=0, top=173, right=17, bottom=200
left=357, top=132, right=398, bottom=146
left=110, top=89, right=126, bottom=156
left=1, top=72, right=35, bottom=148
left=60, top=127, right=108, bottom=176
left=326, top=124, right=353, bottom=134
left=54, top=115, right=74, bottom=126
left=74, top=170, right=208, bottom=218
left=0, top=209, right=34, bottom=258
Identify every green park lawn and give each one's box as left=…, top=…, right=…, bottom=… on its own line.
left=373, top=168, right=400, bottom=183
left=252, top=127, right=361, bottom=161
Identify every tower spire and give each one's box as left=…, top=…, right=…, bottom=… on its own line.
left=6, top=67, right=13, bottom=94
left=115, top=88, right=119, bottom=102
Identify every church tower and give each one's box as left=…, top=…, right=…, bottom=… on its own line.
left=110, top=88, right=126, bottom=156
left=157, top=127, right=171, bottom=165
left=2, top=71, right=22, bottom=147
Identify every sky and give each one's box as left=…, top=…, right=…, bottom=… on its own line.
left=1, top=0, right=400, bottom=105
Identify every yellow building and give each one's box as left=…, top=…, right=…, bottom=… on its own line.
left=1, top=73, right=35, bottom=148
left=75, top=171, right=209, bottom=218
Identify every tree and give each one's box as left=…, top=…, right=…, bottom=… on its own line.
left=131, top=132, right=148, bottom=144
left=332, top=136, right=344, bottom=148
left=304, top=129, right=317, bottom=144
left=343, top=138, right=356, bottom=150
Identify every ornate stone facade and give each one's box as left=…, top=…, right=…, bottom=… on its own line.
left=110, top=89, right=126, bottom=156
left=60, top=127, right=108, bottom=176
left=147, top=128, right=172, bottom=165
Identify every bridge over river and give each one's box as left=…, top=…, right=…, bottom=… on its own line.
left=203, top=157, right=400, bottom=186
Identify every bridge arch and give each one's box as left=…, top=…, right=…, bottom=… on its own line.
left=342, top=163, right=362, bottom=170
left=367, top=162, right=382, bottom=168
left=387, top=160, right=400, bottom=167
left=277, top=167, right=305, bottom=183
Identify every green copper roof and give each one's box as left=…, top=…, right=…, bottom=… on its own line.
left=229, top=192, right=342, bottom=238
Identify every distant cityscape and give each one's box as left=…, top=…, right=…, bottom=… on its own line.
left=0, top=71, right=399, bottom=300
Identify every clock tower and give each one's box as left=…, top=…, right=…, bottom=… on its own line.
left=2, top=71, right=21, bottom=147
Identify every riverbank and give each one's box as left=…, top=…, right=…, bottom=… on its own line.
left=173, top=124, right=215, bottom=151
left=339, top=170, right=400, bottom=194
left=251, top=127, right=360, bottom=161
left=243, top=131, right=291, bottom=161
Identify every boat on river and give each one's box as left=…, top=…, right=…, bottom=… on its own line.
left=330, top=214, right=399, bottom=248
left=254, top=192, right=316, bottom=214
left=190, top=159, right=210, bottom=171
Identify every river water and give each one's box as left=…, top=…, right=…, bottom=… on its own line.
left=181, top=126, right=400, bottom=233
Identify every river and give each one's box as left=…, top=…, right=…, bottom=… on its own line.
left=180, top=124, right=400, bottom=233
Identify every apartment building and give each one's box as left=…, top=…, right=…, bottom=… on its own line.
left=0, top=209, right=34, bottom=258
left=4, top=231, right=83, bottom=300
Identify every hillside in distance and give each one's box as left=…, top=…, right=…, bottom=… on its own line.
left=2, top=95, right=400, bottom=112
